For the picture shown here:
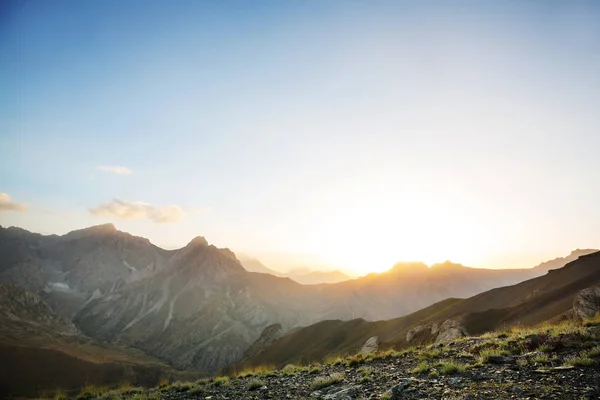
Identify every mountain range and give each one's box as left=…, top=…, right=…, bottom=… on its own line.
left=0, top=223, right=597, bottom=396
left=237, top=251, right=600, bottom=370
left=236, top=255, right=351, bottom=284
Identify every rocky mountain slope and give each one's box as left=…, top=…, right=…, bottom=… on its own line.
left=0, top=284, right=195, bottom=399
left=0, top=224, right=595, bottom=376
left=239, top=251, right=600, bottom=369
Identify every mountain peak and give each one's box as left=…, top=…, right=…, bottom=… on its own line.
left=390, top=261, right=428, bottom=273
left=187, top=236, right=209, bottom=247
left=63, top=223, right=117, bottom=240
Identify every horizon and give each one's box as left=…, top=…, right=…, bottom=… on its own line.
left=1, top=1, right=600, bottom=276
left=1, top=221, right=596, bottom=278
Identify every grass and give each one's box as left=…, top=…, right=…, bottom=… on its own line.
left=583, top=312, right=600, bottom=327
left=478, top=348, right=511, bottom=364
left=535, top=344, right=553, bottom=353
left=531, top=353, right=552, bottom=364
left=410, top=360, right=430, bottom=375
left=345, top=353, right=365, bottom=367
left=308, top=365, right=322, bottom=374
left=77, top=384, right=108, bottom=399
left=324, top=354, right=346, bottom=366
left=566, top=355, right=596, bottom=367
left=282, top=363, right=303, bottom=375
left=236, top=364, right=276, bottom=378
left=380, top=393, right=392, bottom=400
left=310, top=373, right=344, bottom=390
left=418, top=348, right=442, bottom=360
left=372, top=348, right=402, bottom=360
left=438, top=361, right=466, bottom=375
left=248, top=378, right=266, bottom=390
left=585, top=345, right=600, bottom=358
left=212, top=376, right=229, bottom=387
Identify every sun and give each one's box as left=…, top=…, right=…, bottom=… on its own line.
left=307, top=182, right=493, bottom=277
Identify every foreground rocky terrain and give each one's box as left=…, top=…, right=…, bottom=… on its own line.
left=43, top=320, right=600, bottom=400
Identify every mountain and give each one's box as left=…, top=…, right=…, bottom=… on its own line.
left=285, top=268, right=351, bottom=285
left=0, top=283, right=194, bottom=398
left=0, top=223, right=171, bottom=319
left=237, top=255, right=284, bottom=276
left=237, top=255, right=351, bottom=284
left=0, top=224, right=595, bottom=376
left=238, top=251, right=600, bottom=369
left=533, top=248, right=598, bottom=273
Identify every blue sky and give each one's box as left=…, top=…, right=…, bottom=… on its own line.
left=1, top=1, right=599, bottom=275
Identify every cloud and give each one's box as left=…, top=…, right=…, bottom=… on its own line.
left=0, top=193, right=28, bottom=212
left=90, top=199, right=185, bottom=223
left=96, top=165, right=133, bottom=175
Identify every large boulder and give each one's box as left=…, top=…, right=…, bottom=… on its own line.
left=573, top=287, right=600, bottom=320
left=361, top=336, right=380, bottom=355
left=434, top=319, right=468, bottom=344
left=406, top=326, right=424, bottom=343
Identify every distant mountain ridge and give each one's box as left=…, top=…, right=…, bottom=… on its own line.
left=237, top=255, right=351, bottom=284
left=0, top=224, right=596, bottom=375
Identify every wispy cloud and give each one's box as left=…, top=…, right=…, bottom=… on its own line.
left=90, top=199, right=184, bottom=223
left=96, top=165, right=133, bottom=175
left=0, top=193, right=28, bottom=212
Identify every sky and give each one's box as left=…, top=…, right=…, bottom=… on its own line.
left=1, top=1, right=599, bottom=276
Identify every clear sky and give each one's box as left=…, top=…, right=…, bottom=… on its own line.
left=1, top=1, right=599, bottom=276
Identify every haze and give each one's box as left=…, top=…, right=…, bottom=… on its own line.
left=1, top=1, right=599, bottom=276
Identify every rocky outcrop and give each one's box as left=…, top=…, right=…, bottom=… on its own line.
left=360, top=336, right=379, bottom=355
left=0, top=283, right=79, bottom=336
left=406, top=326, right=424, bottom=343
left=430, top=322, right=439, bottom=336
left=573, top=287, right=600, bottom=320
left=434, top=319, right=468, bottom=344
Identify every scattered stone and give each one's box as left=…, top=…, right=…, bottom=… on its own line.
left=573, top=287, right=600, bottom=320
left=487, top=355, right=514, bottom=364
left=430, top=322, right=439, bottom=336
left=323, top=385, right=362, bottom=400
left=361, top=336, right=380, bottom=355
left=406, top=326, right=424, bottom=343
left=434, top=319, right=469, bottom=344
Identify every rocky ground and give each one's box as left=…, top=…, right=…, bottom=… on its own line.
left=59, top=322, right=600, bottom=400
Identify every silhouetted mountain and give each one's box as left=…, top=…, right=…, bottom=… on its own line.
left=238, top=256, right=351, bottom=284
left=285, top=268, right=351, bottom=284
left=237, top=255, right=284, bottom=276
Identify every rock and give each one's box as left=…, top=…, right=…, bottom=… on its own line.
left=361, top=336, right=380, bottom=355
left=430, top=322, right=439, bottom=336
left=406, top=326, right=424, bottom=343
left=573, top=287, right=600, bottom=320
left=323, top=385, right=362, bottom=400
left=512, top=386, right=523, bottom=393
left=434, top=319, right=469, bottom=344
left=487, top=355, right=514, bottom=364
left=390, top=379, right=413, bottom=399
